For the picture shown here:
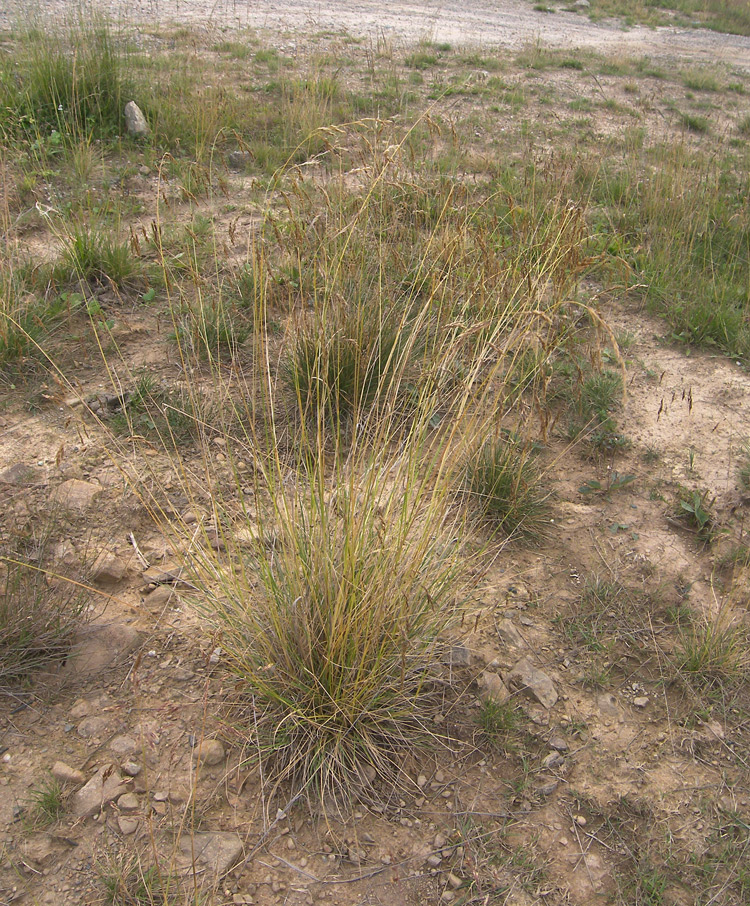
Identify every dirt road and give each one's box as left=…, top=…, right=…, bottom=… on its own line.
left=5, top=0, right=750, bottom=68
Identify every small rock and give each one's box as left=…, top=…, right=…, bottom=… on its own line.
left=447, top=873, right=463, bottom=890
left=633, top=696, right=649, bottom=708
left=549, top=735, right=568, bottom=752
left=121, top=761, right=141, bottom=777
left=124, top=101, right=150, bottom=138
left=495, top=618, right=524, bottom=648
left=417, top=774, right=428, bottom=789
left=574, top=815, right=587, bottom=827
left=50, top=479, right=101, bottom=511
left=181, top=833, right=243, bottom=874
left=118, top=816, right=139, bottom=835
left=426, top=854, right=442, bottom=868
left=575, top=0, right=590, bottom=8
left=434, top=833, right=447, bottom=848
left=208, top=647, right=222, bottom=667
left=477, top=671, right=510, bottom=704
left=110, top=736, right=138, bottom=758
left=145, top=585, right=176, bottom=607
left=227, top=150, right=253, bottom=170
left=448, top=645, right=471, bottom=667
left=77, top=716, right=110, bottom=739
left=542, top=751, right=564, bottom=770
left=71, top=765, right=127, bottom=818
left=535, top=777, right=559, bottom=797
left=118, top=793, right=139, bottom=812
left=505, top=658, right=558, bottom=709
left=193, top=738, right=225, bottom=767
left=51, top=761, right=85, bottom=786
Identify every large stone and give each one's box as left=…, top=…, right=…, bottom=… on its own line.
left=50, top=479, right=102, bottom=511
left=505, top=658, right=558, bottom=710
left=71, top=765, right=127, bottom=818
left=62, top=623, right=142, bottom=680
left=477, top=671, right=510, bottom=705
left=91, top=552, right=128, bottom=585
left=124, top=101, right=150, bottom=138
left=180, top=832, right=243, bottom=875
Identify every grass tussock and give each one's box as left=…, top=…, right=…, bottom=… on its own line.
left=0, top=555, right=87, bottom=693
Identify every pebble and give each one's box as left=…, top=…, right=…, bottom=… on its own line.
left=633, top=696, right=649, bottom=708
left=542, top=751, right=564, bottom=770
left=574, top=815, right=587, bottom=827
left=118, top=816, right=139, bottom=835
left=192, top=738, right=225, bottom=766
left=417, top=773, right=428, bottom=788
left=121, top=761, right=141, bottom=777
left=118, top=793, right=139, bottom=812
left=51, top=761, right=86, bottom=785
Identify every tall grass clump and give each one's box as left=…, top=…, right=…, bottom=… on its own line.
left=1, top=555, right=87, bottom=693
left=206, top=471, right=464, bottom=808
left=112, top=119, right=603, bottom=811
left=465, top=435, right=550, bottom=539
left=0, top=15, right=134, bottom=144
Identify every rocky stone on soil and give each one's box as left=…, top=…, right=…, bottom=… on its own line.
left=495, top=618, right=524, bottom=648
left=124, top=101, right=150, bottom=138
left=50, top=479, right=102, bottom=511
left=180, top=832, right=244, bottom=875
left=477, top=670, right=511, bottom=704
left=192, top=738, right=225, bottom=767
left=118, top=816, right=139, bottom=835
left=71, top=764, right=128, bottom=818
left=227, top=150, right=253, bottom=170
left=51, top=761, right=85, bottom=786
left=0, top=462, right=41, bottom=486
left=117, top=792, right=139, bottom=812
left=90, top=551, right=128, bottom=584
left=77, top=715, right=110, bottom=739
left=505, top=658, right=558, bottom=709
left=62, top=623, right=142, bottom=680
left=145, top=585, right=176, bottom=606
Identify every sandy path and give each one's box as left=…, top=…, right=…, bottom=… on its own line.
left=4, top=0, right=750, bottom=69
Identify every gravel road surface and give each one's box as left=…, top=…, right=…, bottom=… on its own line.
left=3, top=0, right=749, bottom=69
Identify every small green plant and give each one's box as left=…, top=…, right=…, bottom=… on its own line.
left=579, top=471, right=636, bottom=496
left=677, top=488, right=715, bottom=543
left=676, top=609, right=749, bottom=688
left=98, top=851, right=175, bottom=906
left=478, top=698, right=518, bottom=743
left=28, top=776, right=65, bottom=826
left=55, top=224, right=141, bottom=290
left=679, top=111, right=710, bottom=133
left=465, top=435, right=550, bottom=539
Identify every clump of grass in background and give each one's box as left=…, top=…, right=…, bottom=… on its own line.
left=283, top=303, right=416, bottom=437
left=54, top=222, right=142, bottom=290
left=0, top=15, right=134, bottom=144
left=465, top=434, right=550, bottom=539
left=0, top=555, right=87, bottom=693
left=676, top=607, right=749, bottom=688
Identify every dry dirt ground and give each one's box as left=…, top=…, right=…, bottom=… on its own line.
left=1, top=5, right=750, bottom=906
